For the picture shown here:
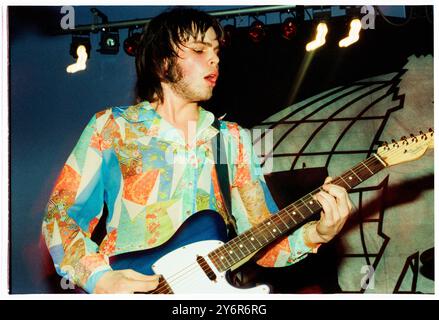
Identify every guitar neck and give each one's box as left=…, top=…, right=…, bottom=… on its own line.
left=208, top=153, right=387, bottom=272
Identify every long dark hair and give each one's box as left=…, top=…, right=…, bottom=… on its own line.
left=135, top=7, right=223, bottom=103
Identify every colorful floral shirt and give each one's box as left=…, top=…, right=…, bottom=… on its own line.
left=42, top=101, right=316, bottom=293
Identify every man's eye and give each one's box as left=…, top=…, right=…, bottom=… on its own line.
left=193, top=48, right=204, bottom=53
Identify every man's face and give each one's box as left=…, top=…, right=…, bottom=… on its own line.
left=167, top=27, right=220, bottom=103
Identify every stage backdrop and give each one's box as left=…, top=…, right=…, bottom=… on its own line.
left=254, top=54, right=434, bottom=293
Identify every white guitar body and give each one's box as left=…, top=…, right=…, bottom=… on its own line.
left=151, top=240, right=270, bottom=294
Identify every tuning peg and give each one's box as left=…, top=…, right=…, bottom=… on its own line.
left=410, top=133, right=418, bottom=142
left=392, top=139, right=399, bottom=148
left=429, top=128, right=434, bottom=136
left=401, top=136, right=408, bottom=145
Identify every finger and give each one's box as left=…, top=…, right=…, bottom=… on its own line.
left=123, top=269, right=161, bottom=282
left=315, top=191, right=338, bottom=223
left=324, top=176, right=333, bottom=184
left=322, top=183, right=347, bottom=200
left=322, top=184, right=351, bottom=216
left=125, top=277, right=161, bottom=294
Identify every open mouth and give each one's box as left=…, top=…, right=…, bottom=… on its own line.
left=204, top=72, right=218, bottom=86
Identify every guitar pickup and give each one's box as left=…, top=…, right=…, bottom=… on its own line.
left=196, top=255, right=217, bottom=282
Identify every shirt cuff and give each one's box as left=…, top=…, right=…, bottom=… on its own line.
left=301, top=221, right=322, bottom=253
left=84, top=266, right=113, bottom=294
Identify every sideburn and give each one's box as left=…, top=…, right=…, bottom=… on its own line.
left=163, top=57, right=183, bottom=84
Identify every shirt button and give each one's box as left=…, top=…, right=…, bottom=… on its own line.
left=188, top=182, right=193, bottom=187
left=186, top=210, right=191, bottom=215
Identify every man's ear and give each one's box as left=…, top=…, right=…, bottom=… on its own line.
left=159, top=58, right=170, bottom=81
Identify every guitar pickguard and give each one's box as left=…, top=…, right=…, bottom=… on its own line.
left=152, top=240, right=270, bottom=294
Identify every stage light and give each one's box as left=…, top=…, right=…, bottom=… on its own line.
left=338, top=18, right=362, bottom=47
left=67, top=34, right=90, bottom=74
left=69, top=34, right=91, bottom=59
left=306, top=22, right=328, bottom=51
left=281, top=17, right=297, bottom=40
left=66, top=45, right=88, bottom=73
left=123, top=28, right=142, bottom=56
left=98, top=29, right=120, bottom=55
left=248, top=20, right=266, bottom=43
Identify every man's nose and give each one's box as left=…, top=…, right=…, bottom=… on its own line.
left=209, top=51, right=220, bottom=66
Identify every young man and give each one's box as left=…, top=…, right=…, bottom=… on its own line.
left=42, top=8, right=352, bottom=294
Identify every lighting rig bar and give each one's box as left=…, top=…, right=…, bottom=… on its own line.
left=59, top=5, right=296, bottom=34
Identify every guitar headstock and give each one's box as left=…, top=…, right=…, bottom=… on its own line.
left=377, top=129, right=434, bottom=167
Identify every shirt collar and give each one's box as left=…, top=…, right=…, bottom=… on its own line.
left=115, top=101, right=219, bottom=146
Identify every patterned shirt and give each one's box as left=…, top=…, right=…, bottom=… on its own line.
left=42, top=101, right=317, bottom=293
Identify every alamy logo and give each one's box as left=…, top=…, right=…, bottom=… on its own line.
left=360, top=6, right=376, bottom=30
left=60, top=6, right=75, bottom=30
left=59, top=265, right=76, bottom=290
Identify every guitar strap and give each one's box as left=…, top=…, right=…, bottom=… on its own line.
left=211, top=118, right=237, bottom=238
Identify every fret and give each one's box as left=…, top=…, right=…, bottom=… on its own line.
left=206, top=153, right=391, bottom=274
left=281, top=210, right=297, bottom=227
left=291, top=204, right=306, bottom=219
left=216, top=246, right=233, bottom=267
left=276, top=213, right=290, bottom=230
left=268, top=215, right=286, bottom=234
left=350, top=168, right=362, bottom=182
left=360, top=161, right=375, bottom=175
left=338, top=175, right=352, bottom=189
left=257, top=223, right=274, bottom=243
left=234, top=236, right=253, bottom=256
left=232, top=240, right=247, bottom=258
left=268, top=216, right=285, bottom=235
left=261, top=221, right=278, bottom=239
left=300, top=198, right=314, bottom=215
left=245, top=230, right=263, bottom=250
left=237, top=239, right=252, bottom=256
left=225, top=243, right=242, bottom=263
left=212, top=254, right=227, bottom=272
left=284, top=208, right=299, bottom=224
left=244, top=230, right=262, bottom=250
left=210, top=251, right=227, bottom=271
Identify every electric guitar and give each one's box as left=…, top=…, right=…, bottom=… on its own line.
left=110, top=129, right=434, bottom=294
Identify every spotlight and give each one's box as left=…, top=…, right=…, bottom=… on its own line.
left=338, top=18, right=362, bottom=47
left=98, top=29, right=120, bottom=55
left=67, top=45, right=88, bottom=73
left=305, top=22, right=328, bottom=51
left=305, top=8, right=331, bottom=51
left=123, top=28, right=142, bottom=56
left=69, top=34, right=91, bottom=59
left=281, top=17, right=297, bottom=40
left=248, top=20, right=266, bottom=43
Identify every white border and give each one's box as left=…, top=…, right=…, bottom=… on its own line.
left=1, top=0, right=437, bottom=301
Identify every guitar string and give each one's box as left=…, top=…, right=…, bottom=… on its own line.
left=147, top=135, right=432, bottom=293
left=205, top=134, right=432, bottom=270
left=149, top=151, right=416, bottom=293
left=214, top=140, right=426, bottom=264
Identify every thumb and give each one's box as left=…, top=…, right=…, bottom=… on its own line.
left=122, top=269, right=161, bottom=282
left=126, top=277, right=160, bottom=293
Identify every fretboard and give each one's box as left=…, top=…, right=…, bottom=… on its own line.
left=207, top=153, right=386, bottom=272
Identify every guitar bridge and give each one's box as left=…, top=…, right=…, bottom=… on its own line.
left=196, top=255, right=217, bottom=282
